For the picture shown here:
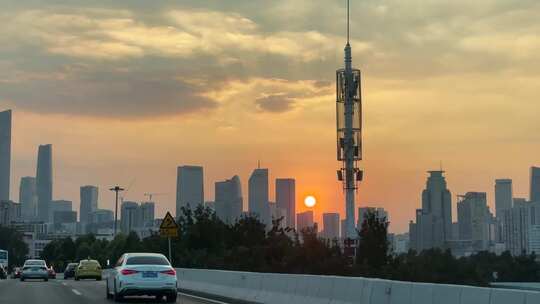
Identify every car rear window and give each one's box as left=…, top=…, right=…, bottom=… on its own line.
left=125, top=256, right=169, bottom=265
left=81, top=261, right=100, bottom=266
left=25, top=260, right=45, bottom=266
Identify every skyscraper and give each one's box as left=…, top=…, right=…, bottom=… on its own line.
left=0, top=110, right=11, bottom=202
left=19, top=177, right=37, bottom=220
left=457, top=192, right=490, bottom=251
left=276, top=178, right=295, bottom=229
left=409, top=171, right=452, bottom=251
left=140, top=202, right=155, bottom=227
left=36, top=144, right=53, bottom=222
left=495, top=179, right=513, bottom=218
left=531, top=167, right=540, bottom=203
left=176, top=165, right=204, bottom=216
left=121, top=201, right=140, bottom=234
left=248, top=168, right=270, bottom=226
left=322, top=213, right=340, bottom=240
left=80, top=185, right=98, bottom=223
left=215, top=175, right=243, bottom=224
left=297, top=210, right=315, bottom=232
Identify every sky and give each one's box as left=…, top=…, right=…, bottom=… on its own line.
left=1, top=0, right=539, bottom=233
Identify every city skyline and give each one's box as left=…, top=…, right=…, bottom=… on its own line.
left=1, top=1, right=540, bottom=233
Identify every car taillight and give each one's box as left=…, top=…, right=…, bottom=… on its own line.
left=160, top=269, right=176, bottom=276
left=121, top=269, right=139, bottom=275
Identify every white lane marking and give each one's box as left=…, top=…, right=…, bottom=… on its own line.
left=72, top=289, right=82, bottom=296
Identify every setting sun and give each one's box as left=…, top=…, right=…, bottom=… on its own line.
left=304, top=195, right=317, bottom=208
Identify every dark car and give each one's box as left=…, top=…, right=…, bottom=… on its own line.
left=63, top=263, right=78, bottom=279
left=11, top=267, right=21, bottom=279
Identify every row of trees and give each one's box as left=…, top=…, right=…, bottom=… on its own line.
left=0, top=226, right=28, bottom=269
left=34, top=206, right=540, bottom=286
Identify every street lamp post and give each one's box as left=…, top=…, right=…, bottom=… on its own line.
left=109, top=186, right=125, bottom=237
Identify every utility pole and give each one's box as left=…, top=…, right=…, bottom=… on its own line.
left=109, top=186, right=124, bottom=237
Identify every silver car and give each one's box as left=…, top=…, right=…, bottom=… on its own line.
left=106, top=253, right=177, bottom=302
left=21, top=259, right=49, bottom=281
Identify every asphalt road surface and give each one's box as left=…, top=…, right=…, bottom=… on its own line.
left=0, top=275, right=217, bottom=304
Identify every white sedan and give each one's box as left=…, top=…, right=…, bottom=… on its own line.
left=106, top=253, right=177, bottom=302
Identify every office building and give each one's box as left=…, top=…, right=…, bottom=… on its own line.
left=531, top=167, right=540, bottom=203
left=215, top=175, right=243, bottom=224
left=80, top=185, right=98, bottom=223
left=49, top=200, right=72, bottom=220
left=392, top=233, right=410, bottom=254
left=276, top=178, right=295, bottom=229
left=140, top=202, right=155, bottom=228
left=322, top=213, right=340, bottom=240
left=248, top=168, right=270, bottom=226
left=91, top=209, right=114, bottom=224
left=297, top=210, right=315, bottom=232
left=19, top=177, right=37, bottom=220
left=176, top=166, right=204, bottom=216
left=121, top=201, right=140, bottom=234
left=0, top=110, right=11, bottom=202
left=53, top=211, right=77, bottom=224
left=503, top=203, right=531, bottom=256
left=357, top=207, right=388, bottom=229
left=457, top=192, right=490, bottom=251
left=0, top=200, right=20, bottom=226
left=36, top=144, right=53, bottom=222
left=409, top=171, right=452, bottom=251
left=269, top=202, right=287, bottom=229
left=495, top=179, right=513, bottom=217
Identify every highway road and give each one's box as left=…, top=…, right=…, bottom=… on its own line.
left=0, top=275, right=217, bottom=304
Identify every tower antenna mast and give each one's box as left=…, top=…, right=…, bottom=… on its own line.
left=336, top=0, right=363, bottom=239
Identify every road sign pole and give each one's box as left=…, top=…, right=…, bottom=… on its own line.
left=168, top=236, right=172, bottom=265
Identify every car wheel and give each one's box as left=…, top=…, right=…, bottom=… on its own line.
left=20, top=277, right=24, bottom=282
left=97, top=276, right=101, bottom=281
left=75, top=276, right=80, bottom=281
left=44, top=278, right=48, bottom=282
left=113, top=282, right=123, bottom=302
left=166, top=293, right=177, bottom=303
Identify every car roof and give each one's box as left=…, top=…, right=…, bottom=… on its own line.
left=124, top=253, right=166, bottom=257
left=80, top=259, right=99, bottom=263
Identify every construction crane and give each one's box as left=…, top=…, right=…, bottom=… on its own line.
left=144, top=192, right=168, bottom=202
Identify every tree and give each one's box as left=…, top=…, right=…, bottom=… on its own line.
left=0, top=226, right=28, bottom=270
left=355, top=211, right=390, bottom=276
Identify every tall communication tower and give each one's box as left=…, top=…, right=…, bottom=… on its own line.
left=336, top=0, right=363, bottom=239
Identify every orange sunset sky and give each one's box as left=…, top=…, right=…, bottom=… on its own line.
left=1, top=1, right=540, bottom=233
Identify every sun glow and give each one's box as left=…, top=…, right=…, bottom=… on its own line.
left=304, top=195, right=317, bottom=208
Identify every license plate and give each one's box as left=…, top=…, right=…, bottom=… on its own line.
left=142, top=271, right=157, bottom=278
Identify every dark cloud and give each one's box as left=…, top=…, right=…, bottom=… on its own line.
left=0, top=67, right=218, bottom=118
left=255, top=95, right=295, bottom=113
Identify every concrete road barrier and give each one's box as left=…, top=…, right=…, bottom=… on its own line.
left=176, top=268, right=540, bottom=304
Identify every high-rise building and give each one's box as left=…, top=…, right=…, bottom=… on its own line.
left=322, top=213, right=340, bottom=240
left=495, top=179, right=513, bottom=217
left=357, top=207, right=388, bottom=229
left=409, top=171, right=452, bottom=252
left=215, top=175, right=243, bottom=224
left=176, top=165, right=204, bottom=216
left=0, top=200, right=20, bottom=226
left=36, top=144, right=53, bottom=222
left=80, top=185, right=98, bottom=223
left=503, top=202, right=531, bottom=256
left=53, top=211, right=77, bottom=224
left=0, top=110, right=11, bottom=202
left=121, top=201, right=140, bottom=234
left=457, top=192, right=490, bottom=251
left=140, top=202, right=155, bottom=228
left=91, top=209, right=114, bottom=224
left=248, top=168, right=270, bottom=226
left=19, top=177, right=37, bottom=220
left=276, top=178, right=295, bottom=229
left=531, top=167, right=540, bottom=203
left=269, top=202, right=287, bottom=229
left=297, top=211, right=315, bottom=232
left=49, top=200, right=72, bottom=220
left=392, top=233, right=410, bottom=254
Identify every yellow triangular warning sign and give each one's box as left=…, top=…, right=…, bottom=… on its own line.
left=160, top=212, right=178, bottom=229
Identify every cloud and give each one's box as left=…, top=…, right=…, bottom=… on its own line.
left=255, top=94, right=295, bottom=113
